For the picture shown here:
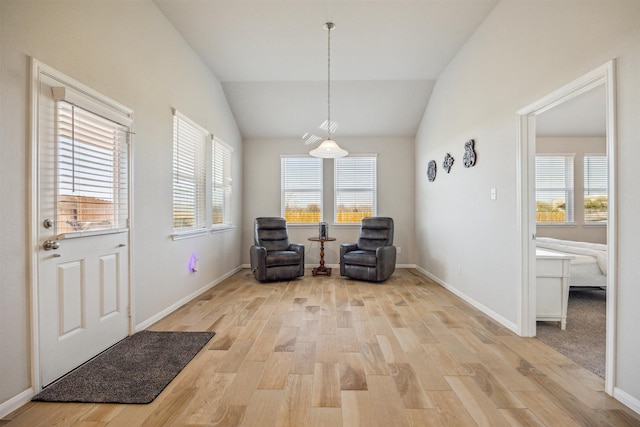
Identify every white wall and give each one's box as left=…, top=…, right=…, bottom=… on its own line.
left=415, top=0, right=640, bottom=408
left=0, top=0, right=242, bottom=409
left=242, top=137, right=415, bottom=268
left=536, top=137, right=606, bottom=244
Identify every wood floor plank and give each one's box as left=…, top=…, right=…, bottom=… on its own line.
left=463, top=363, right=526, bottom=409
left=376, top=333, right=410, bottom=363
left=244, top=332, right=278, bottom=362
left=308, top=407, right=343, bottom=427
left=341, top=391, right=378, bottom=427
left=513, top=391, right=582, bottom=427
left=258, top=352, right=294, bottom=389
left=315, top=333, right=339, bottom=363
left=275, top=374, right=313, bottom=427
left=215, top=339, right=254, bottom=373
left=337, top=327, right=360, bottom=352
left=445, top=375, right=511, bottom=427
left=239, top=389, right=283, bottom=427
left=498, top=408, right=546, bottom=426
left=296, top=319, right=320, bottom=343
left=338, top=353, right=368, bottom=390
left=359, top=342, right=390, bottom=375
left=291, top=341, right=317, bottom=374
left=10, top=269, right=638, bottom=427
left=393, top=327, right=424, bottom=353
left=210, top=404, right=247, bottom=427
left=367, top=374, right=410, bottom=427
left=311, top=363, right=341, bottom=408
left=274, top=326, right=298, bottom=352
left=222, top=361, right=266, bottom=406
left=176, top=372, right=235, bottom=425
left=406, top=408, right=450, bottom=427
left=406, top=352, right=451, bottom=391
left=354, top=319, right=378, bottom=343
left=388, top=362, right=433, bottom=408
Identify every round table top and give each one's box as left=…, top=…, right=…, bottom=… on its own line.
left=308, top=236, right=337, bottom=242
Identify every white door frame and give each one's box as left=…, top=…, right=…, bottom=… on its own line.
left=516, top=60, right=617, bottom=395
left=29, top=58, right=135, bottom=392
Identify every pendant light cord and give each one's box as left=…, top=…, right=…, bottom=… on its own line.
left=327, top=23, right=332, bottom=140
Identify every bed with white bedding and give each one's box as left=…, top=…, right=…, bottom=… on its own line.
left=535, top=237, right=607, bottom=287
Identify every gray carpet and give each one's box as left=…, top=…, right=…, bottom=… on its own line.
left=33, top=330, right=214, bottom=404
left=536, top=288, right=606, bottom=377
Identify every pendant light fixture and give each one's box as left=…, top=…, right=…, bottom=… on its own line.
left=310, top=22, right=348, bottom=158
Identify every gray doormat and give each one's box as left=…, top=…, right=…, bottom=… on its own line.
left=33, top=330, right=214, bottom=404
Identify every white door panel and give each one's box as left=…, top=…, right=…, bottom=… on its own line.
left=35, top=67, right=131, bottom=387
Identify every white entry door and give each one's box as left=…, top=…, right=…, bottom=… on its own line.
left=35, top=63, right=132, bottom=387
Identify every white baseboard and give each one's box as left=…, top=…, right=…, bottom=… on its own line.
left=0, top=388, right=34, bottom=419
left=414, top=265, right=519, bottom=334
left=614, top=387, right=640, bottom=416
left=134, top=265, right=244, bottom=331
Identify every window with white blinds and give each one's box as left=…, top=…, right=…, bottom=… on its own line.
left=335, top=155, right=377, bottom=224
left=212, top=137, right=233, bottom=226
left=172, top=112, right=207, bottom=231
left=56, top=100, right=129, bottom=234
left=281, top=156, right=323, bottom=224
left=535, top=155, right=574, bottom=224
left=584, top=154, right=608, bottom=223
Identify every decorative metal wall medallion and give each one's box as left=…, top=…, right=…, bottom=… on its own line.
left=463, top=139, right=476, bottom=168
left=427, top=160, right=437, bottom=182
left=443, top=153, right=454, bottom=173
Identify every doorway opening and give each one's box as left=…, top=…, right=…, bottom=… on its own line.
left=517, top=61, right=616, bottom=394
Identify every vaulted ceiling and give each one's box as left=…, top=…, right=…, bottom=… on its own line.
left=153, top=0, right=499, bottom=140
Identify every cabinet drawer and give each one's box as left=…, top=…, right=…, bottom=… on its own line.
left=536, top=259, right=566, bottom=277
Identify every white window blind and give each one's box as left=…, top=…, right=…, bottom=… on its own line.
left=535, top=155, right=574, bottom=224
left=335, top=155, right=377, bottom=224
left=212, top=137, right=233, bottom=226
left=172, top=112, right=207, bottom=231
left=281, top=156, right=323, bottom=224
left=56, top=100, right=129, bottom=234
left=584, top=154, right=607, bottom=223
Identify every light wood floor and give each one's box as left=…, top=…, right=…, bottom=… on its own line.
left=4, top=269, right=640, bottom=426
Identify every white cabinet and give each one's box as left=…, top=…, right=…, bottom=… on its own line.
left=536, top=249, right=573, bottom=330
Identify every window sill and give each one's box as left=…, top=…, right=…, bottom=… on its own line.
left=536, top=222, right=576, bottom=227
left=171, top=225, right=235, bottom=240
left=584, top=222, right=607, bottom=227
left=211, top=225, right=234, bottom=234
left=171, top=229, right=209, bottom=241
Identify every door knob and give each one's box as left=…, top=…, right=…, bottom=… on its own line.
left=43, top=240, right=59, bottom=251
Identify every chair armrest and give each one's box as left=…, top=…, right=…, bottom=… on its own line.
left=250, top=245, right=267, bottom=281
left=376, top=245, right=397, bottom=281
left=289, top=243, right=305, bottom=276
left=289, top=243, right=305, bottom=256
left=376, top=245, right=396, bottom=261
left=340, top=243, right=358, bottom=276
left=340, top=243, right=358, bottom=257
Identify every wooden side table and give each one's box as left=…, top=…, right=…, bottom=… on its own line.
left=308, top=237, right=337, bottom=276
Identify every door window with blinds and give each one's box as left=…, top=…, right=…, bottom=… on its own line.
left=54, top=94, right=130, bottom=236
left=584, top=154, right=608, bottom=223
left=335, top=155, right=377, bottom=224
left=535, top=154, right=574, bottom=224
left=281, top=156, right=323, bottom=224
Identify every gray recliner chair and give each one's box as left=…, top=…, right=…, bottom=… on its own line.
left=340, top=217, right=396, bottom=282
left=250, top=217, right=304, bottom=282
